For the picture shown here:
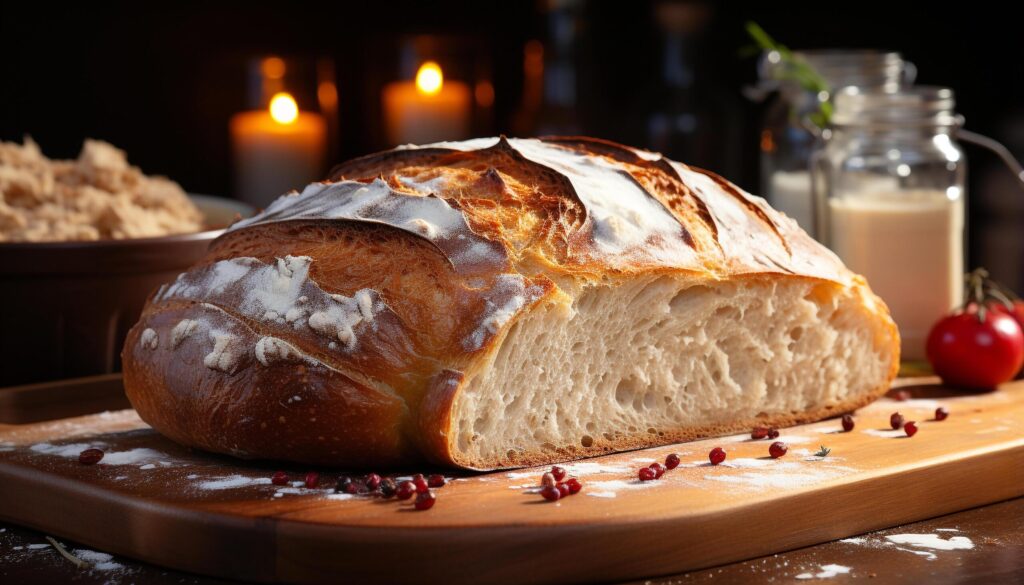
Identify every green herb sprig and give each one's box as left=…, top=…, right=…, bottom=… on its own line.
left=744, top=21, right=833, bottom=129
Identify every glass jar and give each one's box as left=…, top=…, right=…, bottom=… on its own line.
left=813, top=87, right=966, bottom=361
left=758, top=50, right=914, bottom=236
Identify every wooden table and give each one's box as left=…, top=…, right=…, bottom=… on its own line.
left=0, top=374, right=1021, bottom=583
left=1, top=497, right=1021, bottom=584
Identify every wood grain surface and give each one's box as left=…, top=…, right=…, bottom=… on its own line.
left=0, top=378, right=1020, bottom=584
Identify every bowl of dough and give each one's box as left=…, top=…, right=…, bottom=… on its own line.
left=0, top=138, right=253, bottom=386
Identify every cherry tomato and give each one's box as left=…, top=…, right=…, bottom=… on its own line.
left=926, top=305, right=1024, bottom=388
left=989, top=299, right=1024, bottom=333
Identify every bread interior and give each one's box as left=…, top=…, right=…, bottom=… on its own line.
left=451, top=275, right=893, bottom=468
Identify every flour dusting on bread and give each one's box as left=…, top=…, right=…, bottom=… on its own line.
left=228, top=179, right=510, bottom=276
left=158, top=255, right=384, bottom=352
left=140, top=328, right=159, bottom=350
left=464, top=274, right=549, bottom=351
left=254, top=336, right=312, bottom=366
left=170, top=319, right=199, bottom=348
left=203, top=331, right=242, bottom=373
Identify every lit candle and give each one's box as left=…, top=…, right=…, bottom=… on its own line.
left=230, top=92, right=327, bottom=207
left=382, top=61, right=471, bottom=145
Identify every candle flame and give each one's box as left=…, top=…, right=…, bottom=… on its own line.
left=269, top=92, right=299, bottom=125
left=415, top=61, right=444, bottom=96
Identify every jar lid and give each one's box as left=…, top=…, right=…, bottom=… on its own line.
left=797, top=50, right=905, bottom=91
left=832, top=86, right=961, bottom=128
left=759, top=49, right=906, bottom=92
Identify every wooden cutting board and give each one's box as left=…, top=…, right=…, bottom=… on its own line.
left=0, top=378, right=1020, bottom=585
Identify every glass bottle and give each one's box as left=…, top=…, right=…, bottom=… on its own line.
left=813, top=87, right=966, bottom=361
left=758, top=50, right=914, bottom=236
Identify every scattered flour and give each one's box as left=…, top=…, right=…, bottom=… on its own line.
left=861, top=428, right=906, bottom=438
left=795, top=564, right=851, bottom=579
left=28, top=443, right=168, bottom=466
left=868, top=397, right=941, bottom=411
left=505, top=470, right=539, bottom=480
left=562, top=461, right=632, bottom=477
left=582, top=479, right=658, bottom=497
left=96, top=448, right=166, bottom=466
left=885, top=533, right=974, bottom=551
left=840, top=532, right=975, bottom=562
left=703, top=465, right=853, bottom=490
left=74, top=549, right=125, bottom=571
left=29, top=442, right=95, bottom=457
left=504, top=461, right=631, bottom=482
left=196, top=475, right=273, bottom=490
left=719, top=457, right=774, bottom=469
left=771, top=435, right=814, bottom=445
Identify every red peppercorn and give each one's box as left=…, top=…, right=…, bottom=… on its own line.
left=556, top=482, right=571, bottom=498
left=379, top=478, right=397, bottom=498
left=396, top=480, right=416, bottom=500
left=427, top=474, right=446, bottom=488
left=935, top=407, right=950, bottom=421
left=708, top=447, right=726, bottom=465
left=638, top=467, right=656, bottom=481
left=541, top=472, right=557, bottom=488
left=540, top=485, right=561, bottom=501
left=364, top=473, right=382, bottom=491
left=769, top=441, right=788, bottom=459
left=890, top=412, right=905, bottom=430
left=665, top=453, right=680, bottom=469
left=841, top=414, right=855, bottom=432
left=336, top=478, right=357, bottom=494
left=304, top=471, right=320, bottom=489
left=78, top=448, right=104, bottom=465
left=904, top=421, right=918, bottom=437
left=751, top=427, right=769, bottom=440
left=767, top=428, right=780, bottom=439
left=414, top=490, right=436, bottom=510
left=894, top=389, right=911, bottom=401
left=551, top=466, right=567, bottom=482
left=565, top=477, right=583, bottom=494
left=271, top=471, right=289, bottom=486
left=648, top=462, right=666, bottom=479
left=412, top=473, right=429, bottom=493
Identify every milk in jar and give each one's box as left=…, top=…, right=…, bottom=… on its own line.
left=829, top=190, right=965, bottom=359
left=815, top=87, right=967, bottom=361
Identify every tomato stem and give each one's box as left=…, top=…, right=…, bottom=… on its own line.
left=961, top=267, right=1023, bottom=323
left=965, top=268, right=988, bottom=322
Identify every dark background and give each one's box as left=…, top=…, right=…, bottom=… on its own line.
left=2, top=1, right=1022, bottom=287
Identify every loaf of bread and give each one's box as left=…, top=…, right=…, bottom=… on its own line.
left=122, top=136, right=899, bottom=470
